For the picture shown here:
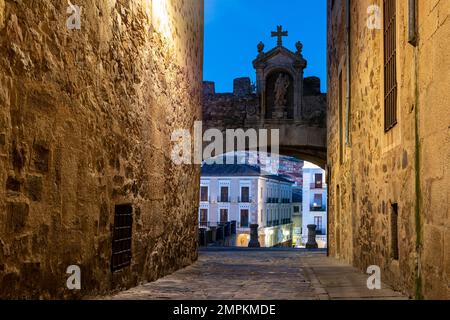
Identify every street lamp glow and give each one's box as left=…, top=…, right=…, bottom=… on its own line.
left=152, top=0, right=172, bottom=38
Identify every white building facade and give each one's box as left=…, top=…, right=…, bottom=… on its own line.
left=291, top=188, right=303, bottom=248
left=199, top=164, right=294, bottom=248
left=302, top=162, right=328, bottom=248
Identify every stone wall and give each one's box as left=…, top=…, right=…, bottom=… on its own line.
left=0, top=0, right=203, bottom=299
left=203, top=77, right=326, bottom=130
left=327, top=0, right=449, bottom=299
left=203, top=79, right=258, bottom=130
left=202, top=76, right=327, bottom=167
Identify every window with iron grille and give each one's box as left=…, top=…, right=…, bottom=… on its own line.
left=220, top=209, right=228, bottom=224
left=240, top=209, right=249, bottom=228
left=315, top=174, right=323, bottom=189
left=338, top=71, right=344, bottom=163
left=391, top=203, right=399, bottom=260
left=220, top=186, right=229, bottom=202
left=240, top=186, right=250, bottom=203
left=199, top=209, right=208, bottom=227
left=200, top=186, right=209, bottom=202
left=314, top=216, right=323, bottom=233
left=111, top=204, right=133, bottom=272
left=384, top=0, right=398, bottom=131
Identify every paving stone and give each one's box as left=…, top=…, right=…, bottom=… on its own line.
left=103, top=249, right=407, bottom=300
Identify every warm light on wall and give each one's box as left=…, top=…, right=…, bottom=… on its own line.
left=152, top=0, right=172, bottom=39
left=143, top=0, right=152, bottom=25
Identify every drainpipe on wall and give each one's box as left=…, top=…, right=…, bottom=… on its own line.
left=345, top=0, right=351, bottom=146
left=409, top=0, right=423, bottom=300
left=408, top=0, right=417, bottom=46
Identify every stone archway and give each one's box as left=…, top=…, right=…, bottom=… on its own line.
left=203, top=26, right=326, bottom=168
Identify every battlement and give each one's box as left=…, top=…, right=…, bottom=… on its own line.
left=303, top=77, right=321, bottom=96
left=203, top=77, right=255, bottom=97
left=233, top=77, right=253, bottom=97
left=203, top=81, right=216, bottom=95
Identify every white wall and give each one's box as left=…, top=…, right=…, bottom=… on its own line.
left=199, top=175, right=295, bottom=247
left=302, top=162, right=328, bottom=248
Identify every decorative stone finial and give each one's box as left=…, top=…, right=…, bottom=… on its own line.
left=296, top=41, right=303, bottom=55
left=257, top=41, right=265, bottom=55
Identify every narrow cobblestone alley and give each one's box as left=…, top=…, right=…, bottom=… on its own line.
left=106, top=249, right=407, bottom=300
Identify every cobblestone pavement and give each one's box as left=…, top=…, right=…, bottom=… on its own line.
left=106, top=248, right=408, bottom=300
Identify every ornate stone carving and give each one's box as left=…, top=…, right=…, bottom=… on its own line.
left=274, top=73, right=290, bottom=107
left=296, top=41, right=303, bottom=56
left=257, top=41, right=265, bottom=56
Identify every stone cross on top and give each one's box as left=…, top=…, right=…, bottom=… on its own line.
left=271, top=25, right=288, bottom=47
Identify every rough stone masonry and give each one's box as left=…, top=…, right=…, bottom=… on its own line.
left=327, top=0, right=449, bottom=299
left=0, top=0, right=203, bottom=298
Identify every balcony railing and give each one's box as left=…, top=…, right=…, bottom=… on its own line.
left=266, top=219, right=292, bottom=228
left=199, top=221, right=236, bottom=228
left=238, top=221, right=250, bottom=228
left=217, top=196, right=231, bottom=203
left=310, top=183, right=324, bottom=189
left=310, top=206, right=327, bottom=212
left=238, top=197, right=252, bottom=203
left=266, top=198, right=292, bottom=204
left=316, top=229, right=326, bottom=235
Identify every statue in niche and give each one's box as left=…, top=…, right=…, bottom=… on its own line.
left=274, top=74, right=290, bottom=107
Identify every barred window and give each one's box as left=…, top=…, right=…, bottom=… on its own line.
left=391, top=203, right=399, bottom=260
left=111, top=204, right=133, bottom=272
left=384, top=0, right=398, bottom=131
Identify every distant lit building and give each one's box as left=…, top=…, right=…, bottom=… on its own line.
left=302, top=162, right=327, bottom=248
left=291, top=187, right=303, bottom=248
left=278, top=158, right=304, bottom=187
left=224, top=151, right=304, bottom=186
left=199, top=163, right=294, bottom=248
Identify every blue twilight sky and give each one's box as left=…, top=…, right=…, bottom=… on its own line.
left=204, top=0, right=327, bottom=93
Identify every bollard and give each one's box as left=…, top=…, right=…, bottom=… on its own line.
left=225, top=222, right=231, bottom=237
left=216, top=225, right=224, bottom=242
left=231, top=221, right=237, bottom=235
left=199, top=228, right=206, bottom=247
left=306, top=224, right=319, bottom=249
left=206, top=230, right=213, bottom=244
left=210, top=226, right=217, bottom=242
left=248, top=224, right=261, bottom=248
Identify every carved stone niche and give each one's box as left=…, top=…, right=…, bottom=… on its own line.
left=253, top=43, right=307, bottom=122
left=265, top=71, right=294, bottom=120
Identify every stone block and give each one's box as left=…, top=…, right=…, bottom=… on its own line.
left=26, top=175, right=43, bottom=201
left=0, top=0, right=4, bottom=30
left=444, top=229, right=450, bottom=279
left=32, top=143, right=49, bottom=173
left=6, top=202, right=29, bottom=233
left=20, top=262, right=42, bottom=290
left=6, top=176, right=21, bottom=192
left=11, top=142, right=25, bottom=171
